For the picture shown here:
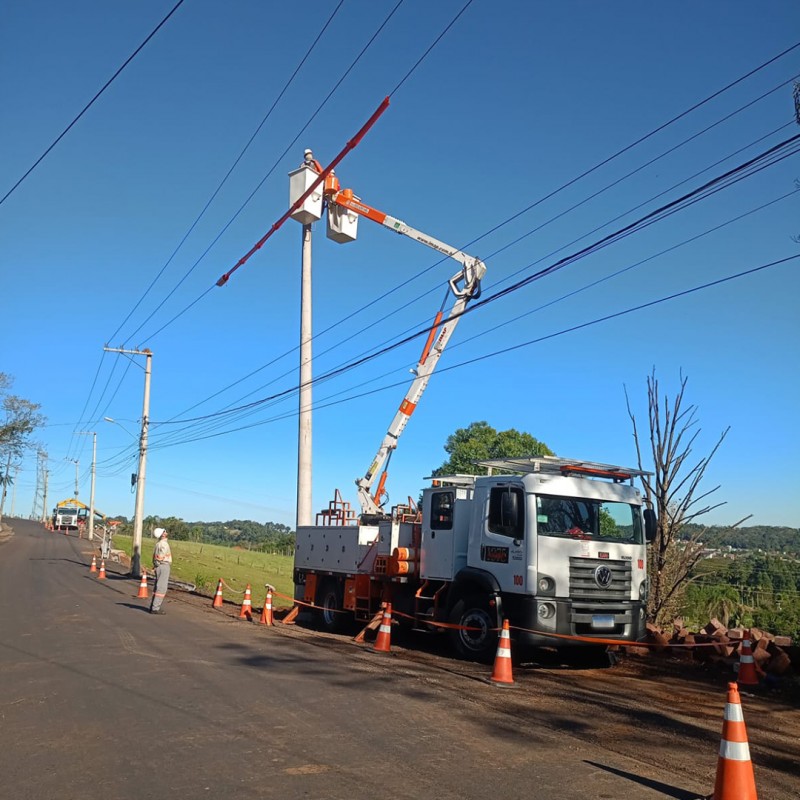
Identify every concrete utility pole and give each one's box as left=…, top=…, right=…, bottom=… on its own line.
left=0, top=451, right=11, bottom=524
left=297, top=221, right=313, bottom=528
left=10, top=464, right=19, bottom=516
left=42, top=469, right=49, bottom=525
left=289, top=149, right=323, bottom=530
left=78, top=431, right=97, bottom=540
left=104, top=346, right=153, bottom=577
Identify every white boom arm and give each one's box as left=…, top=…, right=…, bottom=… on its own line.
left=326, top=186, right=486, bottom=517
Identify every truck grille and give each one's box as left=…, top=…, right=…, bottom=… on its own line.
left=569, top=557, right=631, bottom=600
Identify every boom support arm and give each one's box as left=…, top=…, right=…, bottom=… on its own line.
left=326, top=188, right=486, bottom=516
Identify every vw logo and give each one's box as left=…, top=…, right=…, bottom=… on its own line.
left=594, top=566, right=613, bottom=588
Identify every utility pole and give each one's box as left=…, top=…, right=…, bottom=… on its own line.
left=73, top=459, right=80, bottom=500
left=78, top=431, right=97, bottom=540
left=289, top=149, right=323, bottom=529
left=104, top=346, right=152, bottom=577
left=10, top=464, right=19, bottom=517
left=0, top=451, right=11, bottom=524
left=297, top=221, right=313, bottom=528
left=42, top=468, right=49, bottom=525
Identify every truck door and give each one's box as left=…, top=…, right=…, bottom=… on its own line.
left=420, top=489, right=456, bottom=579
left=470, top=484, right=527, bottom=593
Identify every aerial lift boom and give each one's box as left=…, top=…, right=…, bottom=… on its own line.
left=323, top=179, right=486, bottom=517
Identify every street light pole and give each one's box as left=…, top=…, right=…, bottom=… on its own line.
left=104, top=346, right=153, bottom=577
left=77, top=431, right=97, bottom=540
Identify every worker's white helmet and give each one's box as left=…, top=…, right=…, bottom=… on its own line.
left=153, top=527, right=166, bottom=538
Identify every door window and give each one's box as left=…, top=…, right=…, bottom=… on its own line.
left=430, top=491, right=454, bottom=530
left=487, top=486, right=524, bottom=539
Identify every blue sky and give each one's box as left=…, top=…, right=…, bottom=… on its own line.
left=2, top=1, right=799, bottom=530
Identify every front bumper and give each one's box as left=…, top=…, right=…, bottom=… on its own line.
left=507, top=595, right=647, bottom=648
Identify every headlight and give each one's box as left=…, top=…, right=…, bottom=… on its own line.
left=538, top=576, right=553, bottom=593
left=537, top=602, right=556, bottom=620
left=639, top=580, right=648, bottom=600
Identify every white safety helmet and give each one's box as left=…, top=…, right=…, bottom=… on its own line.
left=153, top=527, right=166, bottom=538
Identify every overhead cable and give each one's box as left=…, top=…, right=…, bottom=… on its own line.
left=0, top=0, right=187, bottom=208
left=153, top=131, right=800, bottom=427
left=144, top=253, right=800, bottom=449
left=107, top=0, right=347, bottom=345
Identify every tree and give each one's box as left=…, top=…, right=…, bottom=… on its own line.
left=0, top=373, right=45, bottom=459
left=0, top=374, right=45, bottom=522
left=431, top=421, right=554, bottom=476
left=625, top=369, right=749, bottom=626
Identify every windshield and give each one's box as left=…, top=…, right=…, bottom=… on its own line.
left=535, top=495, right=642, bottom=544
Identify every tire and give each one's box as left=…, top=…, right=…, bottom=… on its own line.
left=316, top=579, right=345, bottom=634
left=448, top=593, right=498, bottom=663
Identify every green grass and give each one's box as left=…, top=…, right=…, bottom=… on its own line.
left=110, top=534, right=296, bottom=608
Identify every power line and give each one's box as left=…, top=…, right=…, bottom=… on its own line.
left=143, top=253, right=800, bottom=450
left=123, top=0, right=408, bottom=347
left=153, top=48, right=800, bottom=424
left=125, top=0, right=481, bottom=347
left=148, top=179, right=798, bottom=450
left=106, top=0, right=347, bottom=345
left=0, top=0, right=187, bottom=208
left=150, top=133, right=800, bottom=431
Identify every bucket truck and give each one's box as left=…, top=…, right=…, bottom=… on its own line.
left=293, top=178, right=655, bottom=661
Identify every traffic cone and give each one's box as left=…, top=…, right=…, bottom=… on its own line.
left=737, top=632, right=759, bottom=687
left=239, top=584, right=253, bottom=620
left=137, top=570, right=149, bottom=599
left=373, top=603, right=393, bottom=653
left=712, top=682, right=758, bottom=800
left=489, top=619, right=514, bottom=686
left=97, top=560, right=107, bottom=580
left=212, top=579, right=224, bottom=608
left=90, top=555, right=97, bottom=573
left=259, top=589, right=274, bottom=626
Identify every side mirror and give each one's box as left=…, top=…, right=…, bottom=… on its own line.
left=501, top=490, right=519, bottom=532
left=643, top=508, right=657, bottom=543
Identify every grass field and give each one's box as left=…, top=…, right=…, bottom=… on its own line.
left=109, top=534, right=296, bottom=608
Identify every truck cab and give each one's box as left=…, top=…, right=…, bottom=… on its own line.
left=422, top=458, right=653, bottom=660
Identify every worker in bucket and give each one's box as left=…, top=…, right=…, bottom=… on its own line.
left=149, top=527, right=172, bottom=615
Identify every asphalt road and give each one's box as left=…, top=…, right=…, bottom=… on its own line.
left=0, top=519, right=793, bottom=799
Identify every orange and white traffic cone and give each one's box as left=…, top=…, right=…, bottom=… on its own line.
left=489, top=619, right=514, bottom=686
left=212, top=579, right=224, bottom=608
left=137, top=570, right=149, bottom=599
left=90, top=555, right=97, bottom=573
left=97, top=560, right=107, bottom=580
left=712, top=682, right=758, bottom=800
left=737, top=632, right=759, bottom=687
left=259, top=589, right=274, bottom=626
left=239, top=584, right=253, bottom=620
left=373, top=603, right=393, bottom=653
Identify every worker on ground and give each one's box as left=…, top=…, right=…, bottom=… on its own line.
left=149, top=527, right=172, bottom=615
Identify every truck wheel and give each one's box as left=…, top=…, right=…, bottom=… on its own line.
left=316, top=579, right=345, bottom=634
left=448, top=594, right=498, bottom=663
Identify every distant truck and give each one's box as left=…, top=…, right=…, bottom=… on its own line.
left=52, top=498, right=105, bottom=533
left=295, top=457, right=656, bottom=661
left=52, top=503, right=87, bottom=530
